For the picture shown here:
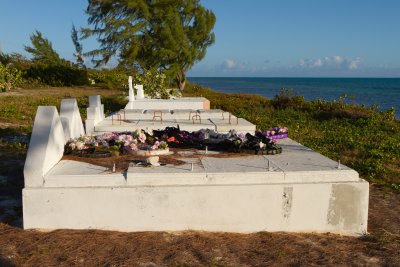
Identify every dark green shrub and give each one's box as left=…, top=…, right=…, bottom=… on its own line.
left=26, top=63, right=88, bottom=86
left=88, top=69, right=128, bottom=90
left=271, top=88, right=306, bottom=110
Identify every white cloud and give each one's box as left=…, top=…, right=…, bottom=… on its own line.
left=222, top=59, right=236, bottom=69
left=297, top=56, right=361, bottom=70
left=348, top=58, right=361, bottom=70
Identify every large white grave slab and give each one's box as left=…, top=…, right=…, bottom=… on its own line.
left=60, top=98, right=85, bottom=140
left=93, top=109, right=255, bottom=134
left=23, top=97, right=369, bottom=236
left=24, top=106, right=65, bottom=187
left=23, top=137, right=369, bottom=235
left=124, top=97, right=210, bottom=110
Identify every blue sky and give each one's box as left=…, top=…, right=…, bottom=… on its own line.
left=0, top=0, right=399, bottom=77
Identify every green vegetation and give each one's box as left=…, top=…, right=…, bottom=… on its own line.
left=0, top=83, right=398, bottom=192
left=0, top=82, right=398, bottom=192
left=185, top=84, right=400, bottom=191
left=0, top=31, right=89, bottom=88
left=83, top=0, right=215, bottom=92
left=24, top=30, right=63, bottom=65
left=23, top=30, right=88, bottom=86
left=71, top=24, right=85, bottom=68
left=0, top=62, right=23, bottom=91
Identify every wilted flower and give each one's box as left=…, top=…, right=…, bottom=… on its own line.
left=101, top=141, right=109, bottom=147
left=139, top=133, right=146, bottom=143
left=151, top=141, right=160, bottom=150
left=130, top=143, right=138, bottom=151
left=69, top=143, right=76, bottom=150
left=76, top=141, right=84, bottom=150
left=118, top=134, right=126, bottom=142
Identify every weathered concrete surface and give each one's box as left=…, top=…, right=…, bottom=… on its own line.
left=93, top=110, right=255, bottom=134
left=23, top=181, right=368, bottom=235
left=44, top=160, right=125, bottom=187
left=23, top=138, right=369, bottom=235
left=24, top=106, right=65, bottom=187
left=211, top=118, right=256, bottom=134
left=124, top=97, right=210, bottom=110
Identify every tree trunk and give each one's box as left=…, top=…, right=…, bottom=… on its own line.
left=176, top=71, right=186, bottom=93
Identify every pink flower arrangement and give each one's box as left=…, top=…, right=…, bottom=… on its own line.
left=65, top=130, right=168, bottom=156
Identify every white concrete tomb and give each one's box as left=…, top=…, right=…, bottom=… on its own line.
left=23, top=101, right=369, bottom=236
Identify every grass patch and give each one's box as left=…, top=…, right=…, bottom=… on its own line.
left=184, top=83, right=400, bottom=190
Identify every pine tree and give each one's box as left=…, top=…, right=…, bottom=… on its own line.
left=24, top=30, right=62, bottom=65
left=83, top=0, right=215, bottom=92
left=71, top=24, right=85, bottom=68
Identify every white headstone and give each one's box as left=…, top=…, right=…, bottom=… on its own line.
left=88, top=95, right=104, bottom=120
left=86, top=95, right=105, bottom=134
left=89, top=95, right=101, bottom=108
left=60, top=99, right=85, bottom=140
left=135, top=84, right=144, bottom=99
left=128, top=76, right=135, bottom=102
left=24, top=106, right=65, bottom=187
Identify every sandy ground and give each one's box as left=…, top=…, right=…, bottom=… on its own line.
left=0, top=153, right=399, bottom=266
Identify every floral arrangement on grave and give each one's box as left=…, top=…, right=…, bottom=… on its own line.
left=258, top=127, right=288, bottom=140
left=64, top=130, right=169, bottom=158
left=153, top=126, right=288, bottom=155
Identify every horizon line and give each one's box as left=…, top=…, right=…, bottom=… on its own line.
left=187, top=76, right=400, bottom=79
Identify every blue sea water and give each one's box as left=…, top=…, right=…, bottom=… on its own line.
left=188, top=77, right=400, bottom=117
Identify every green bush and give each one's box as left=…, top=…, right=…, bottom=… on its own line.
left=0, top=62, right=23, bottom=92
left=134, top=69, right=168, bottom=98
left=26, top=63, right=88, bottom=86
left=88, top=69, right=128, bottom=90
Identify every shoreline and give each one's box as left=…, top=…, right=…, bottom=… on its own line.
left=188, top=77, right=400, bottom=118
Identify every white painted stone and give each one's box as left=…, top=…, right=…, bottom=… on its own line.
left=125, top=76, right=136, bottom=109
left=124, top=97, right=209, bottom=110
left=44, top=160, right=125, bottom=187
left=128, top=76, right=135, bottom=102
left=85, top=107, right=100, bottom=135
left=135, top=84, right=144, bottom=99
left=24, top=106, right=65, bottom=187
left=89, top=95, right=101, bottom=108
left=85, top=118, right=96, bottom=136
left=86, top=95, right=105, bottom=134
left=86, top=106, right=99, bottom=120
left=23, top=180, right=368, bottom=235
left=211, top=118, right=256, bottom=134
left=60, top=98, right=85, bottom=140
left=88, top=95, right=104, bottom=120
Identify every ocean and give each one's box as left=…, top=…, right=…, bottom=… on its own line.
left=188, top=77, right=400, bottom=117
